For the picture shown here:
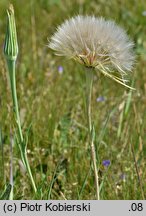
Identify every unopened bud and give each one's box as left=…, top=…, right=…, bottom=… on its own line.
left=4, top=4, right=18, bottom=61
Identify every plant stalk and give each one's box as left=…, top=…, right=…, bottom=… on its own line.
left=9, top=132, right=13, bottom=200
left=0, top=128, right=5, bottom=184
left=7, top=59, right=37, bottom=193
left=85, top=68, right=100, bottom=200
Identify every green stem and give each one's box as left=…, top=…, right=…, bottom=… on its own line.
left=23, top=149, right=37, bottom=193
left=0, top=128, right=5, bottom=184
left=85, top=68, right=100, bottom=200
left=7, top=60, right=23, bottom=143
left=7, top=60, right=37, bottom=193
left=9, top=133, right=13, bottom=200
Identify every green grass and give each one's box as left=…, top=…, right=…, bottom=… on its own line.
left=0, top=0, right=146, bottom=199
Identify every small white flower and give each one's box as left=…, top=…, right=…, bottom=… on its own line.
left=49, top=15, right=135, bottom=88
left=142, top=11, right=146, bottom=16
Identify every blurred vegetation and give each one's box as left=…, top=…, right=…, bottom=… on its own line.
left=0, top=0, right=146, bottom=199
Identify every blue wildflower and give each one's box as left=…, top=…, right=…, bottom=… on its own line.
left=58, top=66, right=63, bottom=74
left=102, top=160, right=111, bottom=167
left=120, top=173, right=126, bottom=181
left=96, top=96, right=105, bottom=102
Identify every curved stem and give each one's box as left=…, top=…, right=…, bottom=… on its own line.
left=7, top=60, right=37, bottom=193
left=85, top=68, right=100, bottom=200
left=23, top=149, right=37, bottom=193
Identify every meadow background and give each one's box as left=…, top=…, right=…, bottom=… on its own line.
left=0, top=0, right=146, bottom=200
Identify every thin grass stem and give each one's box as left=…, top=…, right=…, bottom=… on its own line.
left=131, top=142, right=145, bottom=200
left=0, top=128, right=5, bottom=184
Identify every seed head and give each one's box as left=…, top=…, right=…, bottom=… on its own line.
left=49, top=15, right=135, bottom=88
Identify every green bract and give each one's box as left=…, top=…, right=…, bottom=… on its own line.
left=4, top=4, right=18, bottom=61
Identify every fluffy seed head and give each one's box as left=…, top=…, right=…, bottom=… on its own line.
left=49, top=15, right=135, bottom=86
